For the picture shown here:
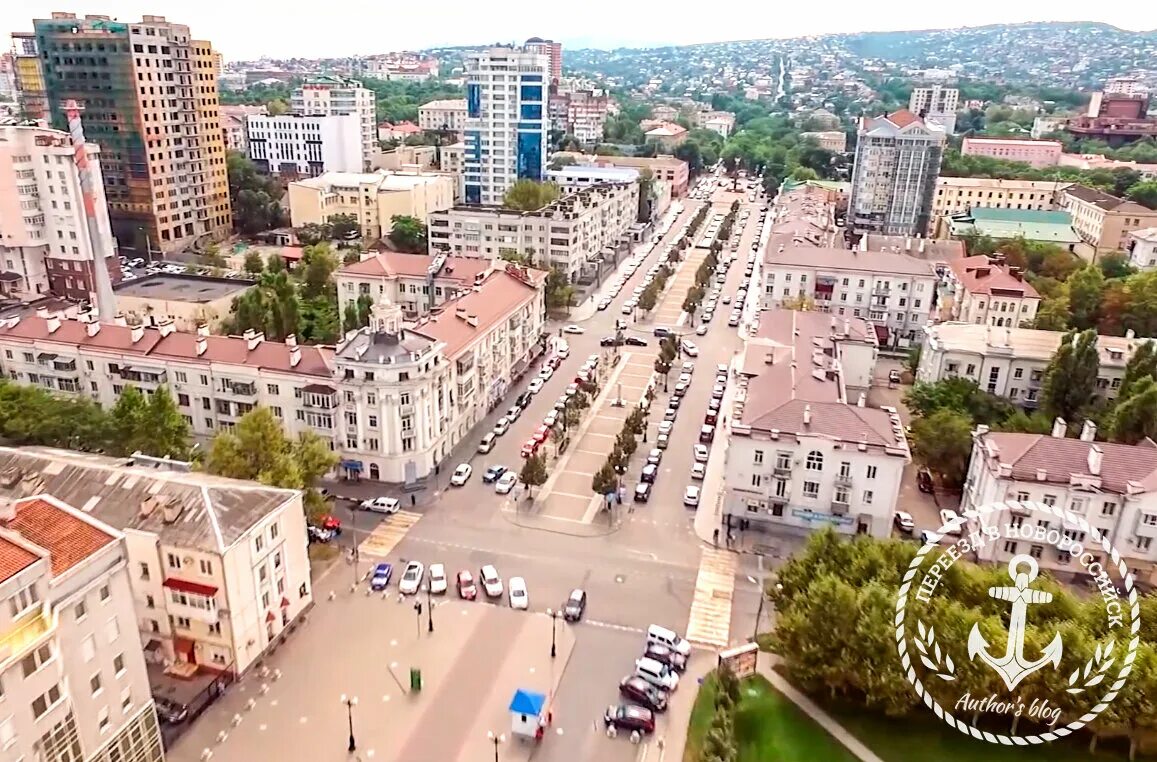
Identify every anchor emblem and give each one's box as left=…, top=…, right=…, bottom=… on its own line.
left=968, top=554, right=1063, bottom=691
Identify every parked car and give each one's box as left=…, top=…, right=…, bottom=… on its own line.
left=691, top=463, right=706, bottom=480
left=521, top=439, right=540, bottom=458
left=940, top=509, right=964, bottom=535
left=625, top=336, right=647, bottom=347
left=493, top=417, right=511, bottom=436
left=480, top=565, right=503, bottom=597
left=635, top=657, right=679, bottom=691
left=478, top=433, right=497, bottom=454
left=681, top=340, right=699, bottom=357
left=428, top=563, right=448, bottom=594
left=894, top=511, right=915, bottom=534
left=694, top=444, right=709, bottom=462
left=482, top=465, right=507, bottom=484
left=563, top=588, right=587, bottom=621
left=604, top=704, right=655, bottom=735
left=370, top=562, right=394, bottom=591
left=154, top=696, right=190, bottom=725
left=508, top=576, right=529, bottom=609
left=634, top=482, right=652, bottom=502
left=683, top=485, right=701, bottom=507
left=647, top=449, right=663, bottom=465
left=308, top=525, right=335, bottom=543
left=528, top=377, right=545, bottom=394
left=399, top=561, right=425, bottom=595
left=699, top=425, right=715, bottom=443
left=656, top=433, right=670, bottom=450
left=618, top=676, right=668, bottom=712
left=360, top=497, right=400, bottom=514
left=916, top=468, right=935, bottom=494
left=641, top=464, right=659, bottom=483
left=644, top=642, right=688, bottom=672
left=562, top=325, right=584, bottom=334
left=450, top=463, right=472, bottom=486
left=495, top=471, right=518, bottom=494
left=457, top=570, right=478, bottom=600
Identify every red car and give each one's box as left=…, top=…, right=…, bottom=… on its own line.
left=533, top=425, right=550, bottom=443
left=604, top=704, right=655, bottom=734
left=457, top=570, right=477, bottom=600
left=320, top=514, right=342, bottom=534
left=521, top=439, right=539, bottom=458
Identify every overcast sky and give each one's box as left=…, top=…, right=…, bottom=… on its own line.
left=6, top=2, right=1157, bottom=60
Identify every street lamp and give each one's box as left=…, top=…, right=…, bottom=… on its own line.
left=546, top=607, right=559, bottom=659
left=413, top=600, right=423, bottom=638
left=340, top=694, right=358, bottom=752
left=487, top=731, right=505, bottom=762
left=426, top=582, right=434, bottom=633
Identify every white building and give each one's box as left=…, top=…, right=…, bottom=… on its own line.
left=427, top=182, right=638, bottom=281
left=291, top=76, right=377, bottom=169
left=702, top=111, right=736, bottom=138
left=849, top=110, right=946, bottom=237
left=944, top=255, right=1041, bottom=328
left=247, top=114, right=363, bottom=177
left=463, top=47, right=550, bottom=205
left=418, top=99, right=468, bottom=137
left=545, top=164, right=640, bottom=192
left=916, top=322, right=1141, bottom=406
left=336, top=251, right=496, bottom=319
left=0, top=124, right=119, bottom=303
left=1128, top=228, right=1157, bottom=271
left=0, top=493, right=163, bottom=762
left=761, top=247, right=940, bottom=348
left=723, top=310, right=910, bottom=537
left=961, top=423, right=1157, bottom=584
left=909, top=85, right=959, bottom=134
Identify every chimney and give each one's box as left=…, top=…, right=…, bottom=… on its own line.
left=1126, top=329, right=1136, bottom=340
left=130, top=324, right=145, bottom=344
left=285, top=333, right=298, bottom=350
left=156, top=318, right=176, bottom=337
left=1088, top=445, right=1103, bottom=476
left=161, top=497, right=183, bottom=524
left=35, top=307, right=50, bottom=319
left=113, top=313, right=128, bottom=327
left=803, top=404, right=812, bottom=426
left=905, top=237, right=912, bottom=251
left=243, top=329, right=264, bottom=350
left=46, top=314, right=62, bottom=333
left=86, top=320, right=101, bottom=337
left=1080, top=419, right=1098, bottom=442
left=857, top=393, right=866, bottom=407
left=196, top=323, right=210, bottom=338
left=919, top=239, right=926, bottom=254
left=196, top=336, right=207, bottom=356
left=290, top=347, right=302, bottom=367
left=77, top=308, right=97, bottom=324
left=1051, top=417, right=1067, bottom=438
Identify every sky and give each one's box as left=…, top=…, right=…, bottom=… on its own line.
left=5, top=2, right=1157, bottom=60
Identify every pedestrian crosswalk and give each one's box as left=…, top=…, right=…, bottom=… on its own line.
left=356, top=510, right=422, bottom=559
left=685, top=547, right=737, bottom=649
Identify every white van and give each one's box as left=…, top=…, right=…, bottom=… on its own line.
left=635, top=656, right=679, bottom=691
left=647, top=624, right=692, bottom=658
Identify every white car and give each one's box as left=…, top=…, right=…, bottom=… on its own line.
left=428, top=563, right=448, bottom=595
left=480, top=564, right=503, bottom=597
left=562, top=325, right=584, bottom=334
left=681, top=340, right=699, bottom=357
left=694, top=445, right=709, bottom=463
left=495, top=471, right=518, bottom=494
left=527, top=377, right=545, bottom=394
left=450, top=463, right=472, bottom=486
left=691, top=463, right=706, bottom=480
left=539, top=366, right=554, bottom=381
left=621, top=304, right=634, bottom=315
left=508, top=576, right=529, bottom=610
left=399, top=561, right=424, bottom=595
left=493, top=417, right=511, bottom=436
left=682, top=361, right=695, bottom=374
left=696, top=325, right=708, bottom=335
left=684, top=486, right=700, bottom=507
left=894, top=511, right=915, bottom=534
left=360, top=497, right=400, bottom=514
left=557, top=344, right=570, bottom=359
left=658, top=420, right=674, bottom=435
left=598, top=300, right=611, bottom=311
left=477, top=433, right=496, bottom=454
left=940, top=509, right=964, bottom=536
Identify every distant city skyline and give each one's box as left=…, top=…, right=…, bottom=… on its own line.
left=5, top=3, right=1157, bottom=61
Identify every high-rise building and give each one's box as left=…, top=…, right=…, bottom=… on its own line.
left=849, top=109, right=946, bottom=237
left=29, top=13, right=232, bottom=257
left=463, top=47, right=549, bottom=205
left=0, top=124, right=121, bottom=301
left=908, top=85, right=959, bottom=134
left=246, top=113, right=363, bottom=177
left=10, top=32, right=47, bottom=122
left=291, top=76, right=377, bottom=169
left=524, top=38, right=562, bottom=85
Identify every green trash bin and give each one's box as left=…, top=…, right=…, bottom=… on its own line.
left=410, top=667, right=422, bottom=693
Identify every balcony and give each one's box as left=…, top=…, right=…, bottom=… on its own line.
left=1136, top=516, right=1157, bottom=539
left=222, top=380, right=257, bottom=397
left=834, top=472, right=853, bottom=487
left=0, top=604, right=54, bottom=671
left=773, top=464, right=791, bottom=476
left=831, top=499, right=850, bottom=516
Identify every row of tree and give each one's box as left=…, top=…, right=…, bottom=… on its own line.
left=591, top=407, right=646, bottom=495
left=692, top=666, right=744, bottom=762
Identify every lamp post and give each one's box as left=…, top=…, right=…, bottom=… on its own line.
left=487, top=731, right=505, bottom=762
left=350, top=503, right=359, bottom=588
left=413, top=601, right=423, bottom=638
left=340, top=694, right=358, bottom=752
left=546, top=607, right=559, bottom=659
left=426, top=582, right=434, bottom=633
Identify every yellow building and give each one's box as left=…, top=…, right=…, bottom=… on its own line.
left=931, top=177, right=1071, bottom=237
left=113, top=273, right=257, bottom=332
left=288, top=170, right=455, bottom=242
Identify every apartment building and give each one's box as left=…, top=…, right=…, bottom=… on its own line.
left=960, top=137, right=1062, bottom=168
left=0, top=447, right=313, bottom=677
left=561, top=89, right=611, bottom=144
left=220, top=104, right=267, bottom=153
left=800, top=130, right=847, bottom=152
left=917, top=322, right=1141, bottom=406
left=545, top=165, right=640, bottom=192
left=650, top=105, right=679, bottom=123
left=644, top=122, right=688, bottom=150
left=417, top=99, right=468, bottom=137
left=1128, top=228, right=1157, bottom=270
left=112, top=273, right=256, bottom=332
left=961, top=424, right=1157, bottom=584
left=363, top=55, right=439, bottom=83
left=427, top=182, right=638, bottom=281
left=931, top=176, right=1070, bottom=226
left=849, top=110, right=946, bottom=237
left=523, top=37, right=562, bottom=84
left=908, top=85, right=958, bottom=134
left=1059, top=184, right=1157, bottom=259
left=336, top=251, right=494, bottom=318
left=29, top=13, right=232, bottom=256
left=554, top=152, right=689, bottom=197
left=723, top=310, right=909, bottom=538
left=291, top=76, right=377, bottom=169
left=0, top=494, right=162, bottom=762
left=943, top=207, right=1081, bottom=250
left=10, top=32, right=46, bottom=122
left=944, top=255, right=1041, bottom=327
left=463, top=47, right=550, bottom=205
left=439, top=142, right=465, bottom=200
left=0, top=125, right=122, bottom=304
left=287, top=170, right=455, bottom=241
left=247, top=114, right=362, bottom=178
left=703, top=111, right=736, bottom=139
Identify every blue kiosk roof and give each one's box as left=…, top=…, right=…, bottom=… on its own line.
left=509, top=689, right=546, bottom=716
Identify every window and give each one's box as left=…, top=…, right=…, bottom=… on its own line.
left=274, top=552, right=282, bottom=569
left=1101, top=501, right=1116, bottom=516
left=99, top=585, right=110, bottom=602
left=1143, top=514, right=1157, bottom=527
left=74, top=600, right=87, bottom=621
left=90, top=672, right=103, bottom=696
left=1029, top=544, right=1044, bottom=559
left=167, top=553, right=181, bottom=569
left=751, top=474, right=762, bottom=488
left=270, top=523, right=280, bottom=541
left=98, top=707, right=111, bottom=734
left=862, top=490, right=874, bottom=504
left=1008, top=515, right=1024, bottom=529
left=175, top=616, right=191, bottom=629
left=754, top=450, right=764, bottom=465
left=21, top=644, right=53, bottom=678
left=1042, top=495, right=1057, bottom=507
left=1139, top=537, right=1153, bottom=551
left=32, top=684, right=63, bottom=718
left=121, top=688, right=133, bottom=714
left=1016, top=491, right=1029, bottom=502
left=82, top=634, right=96, bottom=662
left=255, top=535, right=265, bottom=553
left=838, top=461, right=851, bottom=478
left=0, top=717, right=14, bottom=749
left=802, top=481, right=820, bottom=498
left=775, top=452, right=791, bottom=470
left=106, top=617, right=120, bottom=642
left=865, top=465, right=877, bottom=479
left=146, top=594, right=155, bottom=609
left=1003, top=540, right=1018, bottom=554
left=9, top=583, right=39, bottom=616
left=805, top=451, right=823, bottom=471
left=267, top=383, right=280, bottom=395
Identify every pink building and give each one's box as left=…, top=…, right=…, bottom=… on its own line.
left=961, top=138, right=1063, bottom=168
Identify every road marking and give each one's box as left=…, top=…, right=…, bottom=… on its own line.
left=357, top=510, right=422, bottom=559
left=402, top=535, right=699, bottom=575
left=585, top=619, right=646, bottom=635
left=685, top=547, right=737, bottom=649
left=550, top=489, right=595, bottom=500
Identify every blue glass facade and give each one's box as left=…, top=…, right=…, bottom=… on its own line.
left=517, top=132, right=543, bottom=181
left=519, top=85, right=543, bottom=102
left=465, top=184, right=481, bottom=204
left=466, top=84, right=481, bottom=118
left=520, top=104, right=543, bottom=121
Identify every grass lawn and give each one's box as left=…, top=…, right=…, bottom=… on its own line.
left=685, top=673, right=858, bottom=762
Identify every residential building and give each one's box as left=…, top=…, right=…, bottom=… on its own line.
left=0, top=53, right=15, bottom=101
left=849, top=110, right=946, bottom=237
left=1067, top=91, right=1157, bottom=146
left=960, top=137, right=1063, bottom=168
left=220, top=104, right=267, bottom=154
left=917, top=322, right=1143, bottom=406
left=561, top=89, right=611, bottom=144
left=644, top=122, right=688, bottom=150
left=370, top=144, right=438, bottom=173
left=291, top=76, right=377, bottom=169
left=0, top=125, right=121, bottom=302
left=1105, top=77, right=1148, bottom=96
left=1058, top=152, right=1157, bottom=178
left=10, top=32, right=47, bottom=122
left=800, top=130, right=847, bottom=152
left=377, top=121, right=422, bottom=143
left=0, top=493, right=163, bottom=762
left=246, top=113, right=363, bottom=177
left=336, top=252, right=494, bottom=319
left=545, top=164, right=640, bottom=192
left=112, top=273, right=257, bottom=332
left=943, top=207, right=1081, bottom=250
left=363, top=55, right=439, bottom=82
left=961, top=424, right=1157, bottom=584
left=650, top=105, right=679, bottom=123
left=723, top=310, right=909, bottom=538
left=943, top=255, right=1041, bottom=327
left=703, top=111, right=736, bottom=138
left=427, top=182, right=638, bottom=281
left=931, top=177, right=1070, bottom=230
left=0, top=447, right=313, bottom=677
left=1059, top=185, right=1157, bottom=259
left=1128, top=228, right=1157, bottom=270
left=554, top=152, right=689, bottom=197
left=439, top=142, right=465, bottom=200
left=523, top=38, right=562, bottom=85
left=463, top=47, right=549, bottom=205
left=908, top=85, right=958, bottom=134
left=418, top=99, right=468, bottom=137
left=29, top=13, right=232, bottom=256
left=288, top=170, right=455, bottom=242
left=803, top=108, right=841, bottom=130
left=1031, top=116, right=1069, bottom=139
left=860, top=234, right=965, bottom=263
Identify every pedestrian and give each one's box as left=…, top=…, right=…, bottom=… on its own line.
left=410, top=493, right=416, bottom=508
left=713, top=528, right=719, bottom=546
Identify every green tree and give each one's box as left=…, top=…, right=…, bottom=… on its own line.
left=1126, top=180, right=1157, bottom=210
left=342, top=301, right=360, bottom=333
left=1041, top=329, right=1100, bottom=423
left=1109, top=377, right=1157, bottom=444
left=200, top=243, right=227, bottom=268
left=545, top=268, right=574, bottom=311
left=1099, top=252, right=1136, bottom=280
left=592, top=462, right=618, bottom=495
left=202, top=407, right=337, bottom=495
left=139, top=386, right=191, bottom=458
left=299, top=243, right=338, bottom=300
left=910, top=409, right=974, bottom=488
left=266, top=252, right=285, bottom=273
left=227, top=151, right=288, bottom=234
left=388, top=215, right=427, bottom=253
left=243, top=250, right=265, bottom=276
left=638, top=283, right=659, bottom=313
left=1033, top=295, right=1071, bottom=331
left=1118, top=340, right=1157, bottom=401
left=519, top=453, right=548, bottom=497
left=295, top=222, right=331, bottom=246
left=1065, top=265, right=1105, bottom=330
left=503, top=179, right=561, bottom=211
left=327, top=213, right=360, bottom=240
left=108, top=386, right=148, bottom=454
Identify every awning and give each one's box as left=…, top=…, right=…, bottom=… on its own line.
left=37, top=352, right=58, bottom=361
left=265, top=611, right=276, bottom=623
left=340, top=460, right=363, bottom=471
left=163, top=577, right=219, bottom=597
left=873, top=324, right=889, bottom=345
left=280, top=597, right=290, bottom=608
left=302, top=383, right=336, bottom=395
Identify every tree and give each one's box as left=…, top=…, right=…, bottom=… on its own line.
left=1065, top=265, right=1105, bottom=330
left=1119, top=340, right=1157, bottom=402
left=201, top=407, right=336, bottom=494
left=519, top=454, right=548, bottom=497
left=910, top=409, right=974, bottom=488
left=638, top=283, right=659, bottom=313
left=266, top=252, right=285, bottom=273
left=327, top=213, right=360, bottom=240
left=1126, top=180, right=1157, bottom=211
left=503, top=179, right=561, bottom=211
left=296, top=223, right=331, bottom=246
left=200, top=243, right=227, bottom=268
left=139, top=386, right=191, bottom=459
left=1099, top=252, right=1136, bottom=280
left=108, top=386, right=148, bottom=455
left=1041, top=329, right=1100, bottom=423
left=592, top=462, right=618, bottom=495
left=299, top=243, right=338, bottom=300
left=1109, top=378, right=1157, bottom=444
left=388, top=215, right=427, bottom=253
left=243, top=250, right=265, bottom=276
left=227, top=152, right=287, bottom=234
left=1033, top=295, right=1071, bottom=331
left=545, top=268, right=574, bottom=312
left=549, top=155, right=577, bottom=170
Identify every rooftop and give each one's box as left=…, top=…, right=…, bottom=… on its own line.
left=861, top=234, right=965, bottom=262
left=978, top=431, right=1157, bottom=494
left=924, top=322, right=1145, bottom=364
left=292, top=170, right=449, bottom=192
left=962, top=137, right=1063, bottom=148
left=645, top=122, right=687, bottom=138
left=113, top=274, right=255, bottom=303
left=338, top=252, right=492, bottom=283
left=947, top=207, right=1081, bottom=244
left=0, top=532, right=40, bottom=583
left=414, top=268, right=544, bottom=358
left=419, top=99, right=467, bottom=111
left=765, top=245, right=940, bottom=277
left=1064, top=184, right=1156, bottom=215
left=937, top=176, right=1073, bottom=191
left=948, top=255, right=1041, bottom=299
left=0, top=496, right=118, bottom=578
left=546, top=165, right=641, bottom=182
left=0, top=447, right=300, bottom=553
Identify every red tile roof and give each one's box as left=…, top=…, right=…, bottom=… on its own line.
left=0, top=534, right=40, bottom=583
left=886, top=109, right=919, bottom=128
left=949, top=255, right=1040, bottom=299
left=414, top=270, right=541, bottom=358
left=981, top=432, right=1157, bottom=493
left=338, top=252, right=493, bottom=283
left=1, top=497, right=117, bottom=577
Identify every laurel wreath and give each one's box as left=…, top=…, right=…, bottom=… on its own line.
left=1067, top=640, right=1116, bottom=694
left=914, top=620, right=957, bottom=681
left=894, top=500, right=1141, bottom=746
